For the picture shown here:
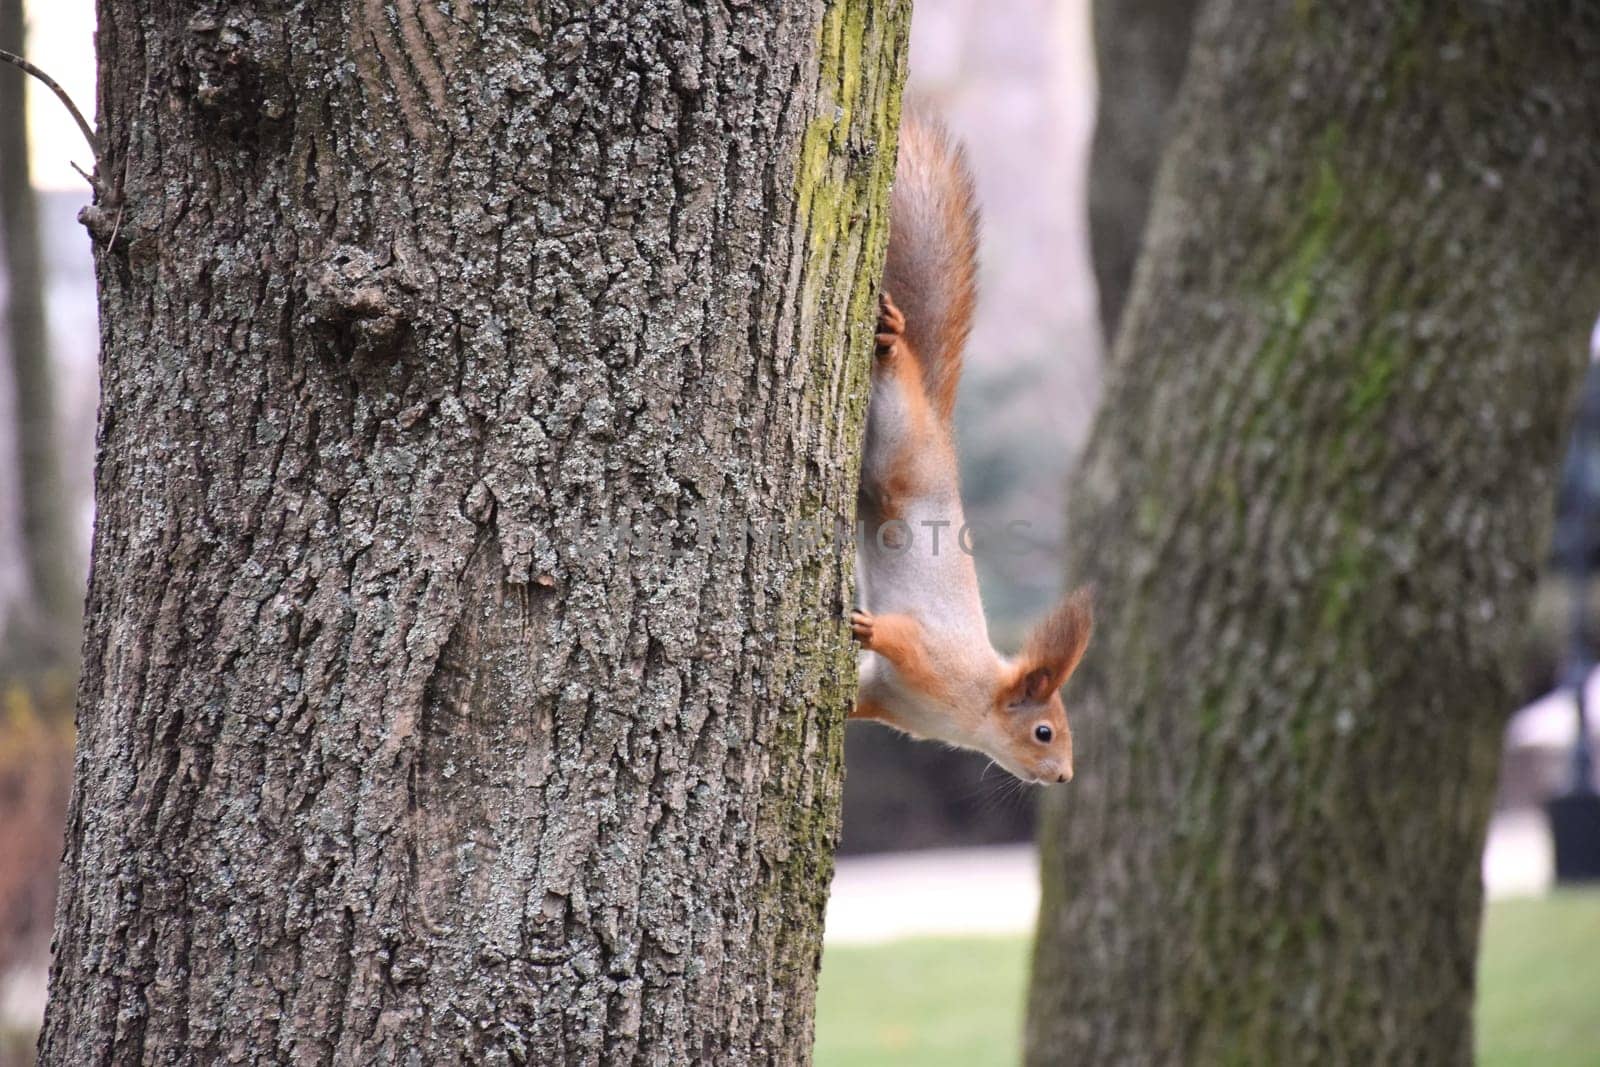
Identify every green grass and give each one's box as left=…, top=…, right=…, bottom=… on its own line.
left=815, top=891, right=1600, bottom=1067
left=1477, top=890, right=1600, bottom=1067
left=816, top=936, right=1029, bottom=1067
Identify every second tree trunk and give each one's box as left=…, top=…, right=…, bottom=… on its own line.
left=1029, top=3, right=1600, bottom=1063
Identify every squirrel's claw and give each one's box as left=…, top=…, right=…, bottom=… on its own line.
left=875, top=294, right=906, bottom=357
left=850, top=608, right=875, bottom=646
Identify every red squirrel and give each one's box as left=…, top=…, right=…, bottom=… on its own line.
left=850, top=115, right=1093, bottom=785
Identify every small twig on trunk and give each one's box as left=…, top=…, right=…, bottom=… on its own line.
left=0, top=47, right=98, bottom=162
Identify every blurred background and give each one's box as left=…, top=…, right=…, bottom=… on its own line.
left=1, top=1, right=1596, bottom=1064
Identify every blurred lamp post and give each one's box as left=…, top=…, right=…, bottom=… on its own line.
left=1548, top=344, right=1600, bottom=883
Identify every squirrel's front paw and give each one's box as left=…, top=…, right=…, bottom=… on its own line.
left=876, top=294, right=906, bottom=359
left=850, top=608, right=876, bottom=647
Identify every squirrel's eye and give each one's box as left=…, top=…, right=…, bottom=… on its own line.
left=1034, top=724, right=1053, bottom=743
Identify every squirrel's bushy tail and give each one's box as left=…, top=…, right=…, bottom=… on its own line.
left=882, top=113, right=980, bottom=423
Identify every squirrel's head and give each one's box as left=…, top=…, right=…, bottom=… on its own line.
left=988, top=587, right=1092, bottom=784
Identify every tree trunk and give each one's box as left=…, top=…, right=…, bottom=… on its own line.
left=42, top=2, right=907, bottom=1063
left=1083, top=0, right=1200, bottom=345
left=0, top=0, right=78, bottom=672
left=1028, top=3, right=1600, bottom=1064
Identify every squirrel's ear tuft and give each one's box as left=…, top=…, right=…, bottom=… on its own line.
left=1011, top=666, right=1057, bottom=707
left=1004, top=586, right=1093, bottom=707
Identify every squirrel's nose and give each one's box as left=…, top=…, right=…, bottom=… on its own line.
left=1057, top=768, right=1073, bottom=784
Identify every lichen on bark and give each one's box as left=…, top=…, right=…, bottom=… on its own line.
left=42, top=2, right=909, bottom=1064
left=1028, top=3, right=1600, bottom=1064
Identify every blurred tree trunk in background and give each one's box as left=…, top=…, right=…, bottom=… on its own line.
left=1084, top=0, right=1200, bottom=343
left=0, top=0, right=78, bottom=675
left=1029, top=3, right=1600, bottom=1064
left=41, top=2, right=906, bottom=1062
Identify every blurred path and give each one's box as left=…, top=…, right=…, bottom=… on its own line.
left=0, top=812, right=1563, bottom=1038
left=826, top=810, right=1556, bottom=945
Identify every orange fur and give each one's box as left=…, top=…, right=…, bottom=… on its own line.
left=1005, top=587, right=1094, bottom=704
left=866, top=294, right=950, bottom=521
left=852, top=113, right=1092, bottom=786
left=851, top=610, right=948, bottom=704
left=881, top=115, right=980, bottom=423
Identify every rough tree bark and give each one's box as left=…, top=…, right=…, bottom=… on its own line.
left=1028, top=3, right=1600, bottom=1064
left=1, top=0, right=79, bottom=672
left=42, top=2, right=907, bottom=1063
left=1083, top=0, right=1200, bottom=345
